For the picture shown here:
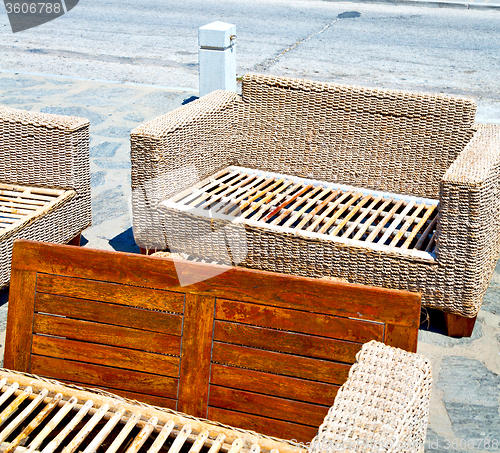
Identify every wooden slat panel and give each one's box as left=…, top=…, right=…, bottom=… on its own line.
left=212, top=343, right=350, bottom=385
left=209, top=386, right=329, bottom=427
left=100, top=388, right=177, bottom=410
left=36, top=273, right=184, bottom=313
left=4, top=269, right=37, bottom=371
left=177, top=294, right=215, bottom=417
left=214, top=321, right=362, bottom=363
left=12, top=241, right=420, bottom=331
left=35, top=293, right=183, bottom=336
left=33, top=314, right=181, bottom=356
left=30, top=356, right=179, bottom=398
left=32, top=335, right=180, bottom=377
left=210, top=364, right=339, bottom=406
left=207, top=407, right=318, bottom=444
left=215, top=300, right=383, bottom=344
left=384, top=324, right=419, bottom=353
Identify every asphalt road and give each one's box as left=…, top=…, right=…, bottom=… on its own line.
left=0, top=0, right=499, bottom=120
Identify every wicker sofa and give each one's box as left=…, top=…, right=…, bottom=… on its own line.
left=131, top=74, right=500, bottom=337
left=0, top=106, right=91, bottom=287
left=0, top=340, right=432, bottom=453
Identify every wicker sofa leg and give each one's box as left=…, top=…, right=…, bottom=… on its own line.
left=67, top=233, right=82, bottom=246
left=444, top=313, right=477, bottom=337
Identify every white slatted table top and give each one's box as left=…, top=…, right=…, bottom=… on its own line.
left=162, top=166, right=439, bottom=262
left=0, top=183, right=75, bottom=237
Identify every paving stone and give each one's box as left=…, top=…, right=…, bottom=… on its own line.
left=134, top=90, right=188, bottom=113
left=90, top=141, right=121, bottom=158
left=95, top=126, right=132, bottom=138
left=425, top=429, right=465, bottom=453
left=94, top=160, right=131, bottom=169
left=123, top=112, right=145, bottom=122
left=2, top=97, right=39, bottom=105
left=92, top=186, right=129, bottom=226
left=91, top=171, right=107, bottom=188
left=437, top=356, right=500, bottom=445
left=0, top=77, right=40, bottom=89
left=5, top=88, right=67, bottom=97
left=40, top=106, right=107, bottom=126
left=481, top=286, right=500, bottom=315
left=419, top=316, right=483, bottom=347
left=68, top=87, right=140, bottom=107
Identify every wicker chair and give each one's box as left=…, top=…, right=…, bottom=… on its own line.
left=0, top=341, right=432, bottom=453
left=130, top=73, right=500, bottom=337
left=0, top=106, right=91, bottom=287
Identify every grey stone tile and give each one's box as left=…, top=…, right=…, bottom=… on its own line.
left=91, top=171, right=107, bottom=188
left=123, top=112, right=145, bottom=122
left=134, top=90, right=187, bottom=113
left=0, top=77, right=41, bottom=89
left=92, top=186, right=129, bottom=226
left=5, top=88, right=67, bottom=97
left=68, top=87, right=141, bottom=107
left=2, top=97, right=39, bottom=105
left=90, top=141, right=121, bottom=158
left=419, top=317, right=484, bottom=347
left=41, top=106, right=107, bottom=126
left=437, top=356, right=500, bottom=446
left=95, top=126, right=131, bottom=138
left=94, top=160, right=131, bottom=169
left=481, top=286, right=500, bottom=315
left=425, top=429, right=465, bottom=452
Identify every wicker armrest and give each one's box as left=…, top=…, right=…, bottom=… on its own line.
left=131, top=90, right=241, bottom=200
left=0, top=105, right=90, bottom=192
left=437, top=124, right=500, bottom=316
left=130, top=90, right=241, bottom=250
left=309, top=341, right=432, bottom=453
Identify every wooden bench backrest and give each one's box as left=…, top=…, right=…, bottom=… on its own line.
left=5, top=240, right=421, bottom=442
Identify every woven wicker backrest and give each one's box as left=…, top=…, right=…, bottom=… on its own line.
left=0, top=106, right=90, bottom=192
left=237, top=74, right=476, bottom=198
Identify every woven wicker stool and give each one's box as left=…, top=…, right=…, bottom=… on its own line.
left=0, top=341, right=432, bottom=453
left=0, top=105, right=91, bottom=288
left=131, top=74, right=500, bottom=337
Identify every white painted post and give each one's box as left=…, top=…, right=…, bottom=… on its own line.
left=198, top=21, right=236, bottom=97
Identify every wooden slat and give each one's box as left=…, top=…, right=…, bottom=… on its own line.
left=209, top=386, right=329, bottom=427
left=212, top=343, right=351, bottom=385
left=295, top=189, right=341, bottom=230
left=262, top=184, right=313, bottom=223
left=318, top=192, right=363, bottom=234
left=4, top=269, right=37, bottom=371
left=384, top=324, right=418, bottom=353
left=389, top=203, right=426, bottom=247
left=210, top=364, right=339, bottom=406
left=83, top=387, right=177, bottom=410
left=207, top=407, right=318, bottom=444
left=30, top=356, right=179, bottom=399
left=342, top=195, right=383, bottom=238
left=352, top=197, right=394, bottom=240
left=416, top=215, right=438, bottom=250
left=31, top=335, right=180, bottom=377
left=33, top=314, right=181, bottom=356
left=215, top=300, right=384, bottom=343
left=378, top=200, right=415, bottom=245
left=272, top=186, right=321, bottom=226
left=36, top=274, right=184, bottom=313
left=11, top=241, right=420, bottom=329
left=35, top=293, right=183, bottom=336
left=329, top=195, right=372, bottom=237
left=402, top=205, right=437, bottom=249
left=282, top=186, right=329, bottom=228
left=366, top=199, right=405, bottom=242
left=177, top=294, right=215, bottom=417
left=214, top=321, right=362, bottom=363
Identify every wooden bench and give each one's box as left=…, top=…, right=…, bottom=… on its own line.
left=5, top=240, right=421, bottom=443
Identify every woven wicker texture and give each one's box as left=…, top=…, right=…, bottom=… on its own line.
left=130, top=74, right=500, bottom=317
left=0, top=340, right=431, bottom=453
left=309, top=341, right=432, bottom=453
left=0, top=105, right=91, bottom=287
